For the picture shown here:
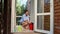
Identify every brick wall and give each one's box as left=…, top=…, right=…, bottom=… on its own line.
left=54, top=0, right=60, bottom=34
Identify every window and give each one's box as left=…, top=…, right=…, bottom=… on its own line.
left=34, top=0, right=54, bottom=34
left=44, top=0, right=50, bottom=4
left=16, top=0, right=28, bottom=25
left=11, top=0, right=54, bottom=33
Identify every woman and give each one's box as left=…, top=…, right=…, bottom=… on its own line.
left=20, top=10, right=31, bottom=30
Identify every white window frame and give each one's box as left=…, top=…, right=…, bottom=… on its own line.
left=11, top=0, right=31, bottom=32
left=11, top=0, right=15, bottom=32
left=34, top=0, right=54, bottom=34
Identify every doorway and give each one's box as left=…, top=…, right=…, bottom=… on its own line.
left=11, top=0, right=54, bottom=34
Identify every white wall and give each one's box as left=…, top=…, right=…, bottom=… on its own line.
left=30, top=0, right=35, bottom=23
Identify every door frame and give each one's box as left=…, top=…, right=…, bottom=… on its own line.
left=11, top=0, right=54, bottom=34
left=11, top=0, right=15, bottom=32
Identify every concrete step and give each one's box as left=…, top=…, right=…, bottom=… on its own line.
left=13, top=32, right=40, bottom=34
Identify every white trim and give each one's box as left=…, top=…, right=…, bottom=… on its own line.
left=34, top=0, right=37, bottom=31
left=49, top=0, right=54, bottom=34
left=11, top=0, right=15, bottom=32
left=16, top=16, right=22, bottom=17
left=35, top=29, right=50, bottom=33
left=37, top=13, right=50, bottom=15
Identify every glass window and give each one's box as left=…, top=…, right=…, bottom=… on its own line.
left=37, top=15, right=50, bottom=31
left=16, top=0, right=27, bottom=16
left=16, top=17, right=21, bottom=25
left=37, top=0, right=50, bottom=13
left=44, top=0, right=50, bottom=4
left=16, top=0, right=31, bottom=25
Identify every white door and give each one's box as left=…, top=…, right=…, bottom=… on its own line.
left=34, top=0, right=54, bottom=34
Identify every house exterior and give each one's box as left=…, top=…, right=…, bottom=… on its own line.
left=0, top=0, right=60, bottom=34
left=54, top=0, right=60, bottom=34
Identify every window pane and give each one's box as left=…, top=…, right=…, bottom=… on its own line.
left=37, top=0, right=50, bottom=13
left=16, top=0, right=28, bottom=16
left=37, top=0, right=43, bottom=13
left=44, top=0, right=50, bottom=13
left=16, top=17, right=21, bottom=25
left=37, top=15, right=50, bottom=31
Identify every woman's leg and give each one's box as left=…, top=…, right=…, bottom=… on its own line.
left=25, top=25, right=29, bottom=30
left=22, top=22, right=28, bottom=26
left=22, top=22, right=28, bottom=29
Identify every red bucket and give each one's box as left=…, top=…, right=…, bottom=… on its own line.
left=29, top=23, right=34, bottom=30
